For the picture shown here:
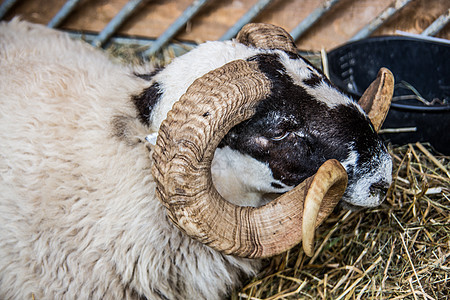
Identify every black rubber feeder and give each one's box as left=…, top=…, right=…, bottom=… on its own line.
left=327, top=36, right=450, bottom=155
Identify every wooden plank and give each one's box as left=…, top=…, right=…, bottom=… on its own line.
left=4, top=0, right=449, bottom=50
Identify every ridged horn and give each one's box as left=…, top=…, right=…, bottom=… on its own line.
left=301, top=160, right=346, bottom=257
left=152, top=59, right=348, bottom=258
left=236, top=23, right=298, bottom=53
left=358, top=68, right=394, bottom=132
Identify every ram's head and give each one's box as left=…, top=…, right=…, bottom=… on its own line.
left=152, top=24, right=393, bottom=258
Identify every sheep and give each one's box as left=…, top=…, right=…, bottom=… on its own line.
left=0, top=19, right=393, bottom=299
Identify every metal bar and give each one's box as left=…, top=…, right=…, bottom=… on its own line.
left=48, top=0, right=82, bottom=28
left=92, top=0, right=147, bottom=48
left=421, top=9, right=450, bottom=37
left=0, top=0, right=19, bottom=20
left=290, top=0, right=341, bottom=41
left=68, top=31, right=196, bottom=56
left=349, top=0, right=413, bottom=42
left=143, top=0, right=211, bottom=57
left=219, top=0, right=273, bottom=41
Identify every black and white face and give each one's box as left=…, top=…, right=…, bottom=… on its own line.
left=137, top=40, right=392, bottom=209
left=214, top=52, right=392, bottom=209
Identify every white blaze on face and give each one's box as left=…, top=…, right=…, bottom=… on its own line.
left=277, top=52, right=358, bottom=109
left=211, top=146, right=290, bottom=207
left=340, top=148, right=359, bottom=172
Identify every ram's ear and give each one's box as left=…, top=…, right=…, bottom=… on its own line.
left=358, top=68, right=394, bottom=132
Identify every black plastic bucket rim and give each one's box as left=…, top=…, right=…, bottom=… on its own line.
left=327, top=35, right=450, bottom=113
left=391, top=102, right=450, bottom=112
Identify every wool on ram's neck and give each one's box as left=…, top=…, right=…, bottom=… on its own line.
left=211, top=147, right=288, bottom=207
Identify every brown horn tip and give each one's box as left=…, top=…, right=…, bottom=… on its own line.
left=236, top=23, right=298, bottom=53
left=358, top=67, right=394, bottom=132
left=301, top=159, right=348, bottom=257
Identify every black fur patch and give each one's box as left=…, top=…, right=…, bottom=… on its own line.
left=303, top=73, right=323, bottom=87
left=285, top=51, right=301, bottom=60
left=132, top=82, right=162, bottom=126
left=134, top=68, right=163, bottom=81
left=271, top=182, right=284, bottom=189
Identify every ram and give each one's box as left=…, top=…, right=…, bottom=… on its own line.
left=0, top=20, right=393, bottom=299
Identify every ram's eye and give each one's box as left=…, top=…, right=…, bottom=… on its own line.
left=270, top=132, right=290, bottom=141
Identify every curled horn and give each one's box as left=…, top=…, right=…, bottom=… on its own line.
left=152, top=59, right=348, bottom=258
left=236, top=23, right=298, bottom=53
left=358, top=68, right=394, bottom=132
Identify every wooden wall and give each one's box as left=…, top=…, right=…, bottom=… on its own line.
left=5, top=0, right=450, bottom=50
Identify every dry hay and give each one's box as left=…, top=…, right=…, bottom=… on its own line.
left=102, top=40, right=449, bottom=300
left=233, top=143, right=449, bottom=300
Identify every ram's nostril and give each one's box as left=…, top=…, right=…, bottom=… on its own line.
left=369, top=181, right=389, bottom=198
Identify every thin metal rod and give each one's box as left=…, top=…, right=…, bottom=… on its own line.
left=219, top=0, right=273, bottom=41
left=290, top=0, right=341, bottom=41
left=92, top=0, right=146, bottom=48
left=0, top=0, right=19, bottom=20
left=421, top=9, right=450, bottom=37
left=349, top=0, right=413, bottom=42
left=48, top=0, right=83, bottom=28
left=143, top=0, right=210, bottom=57
left=68, top=31, right=196, bottom=56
